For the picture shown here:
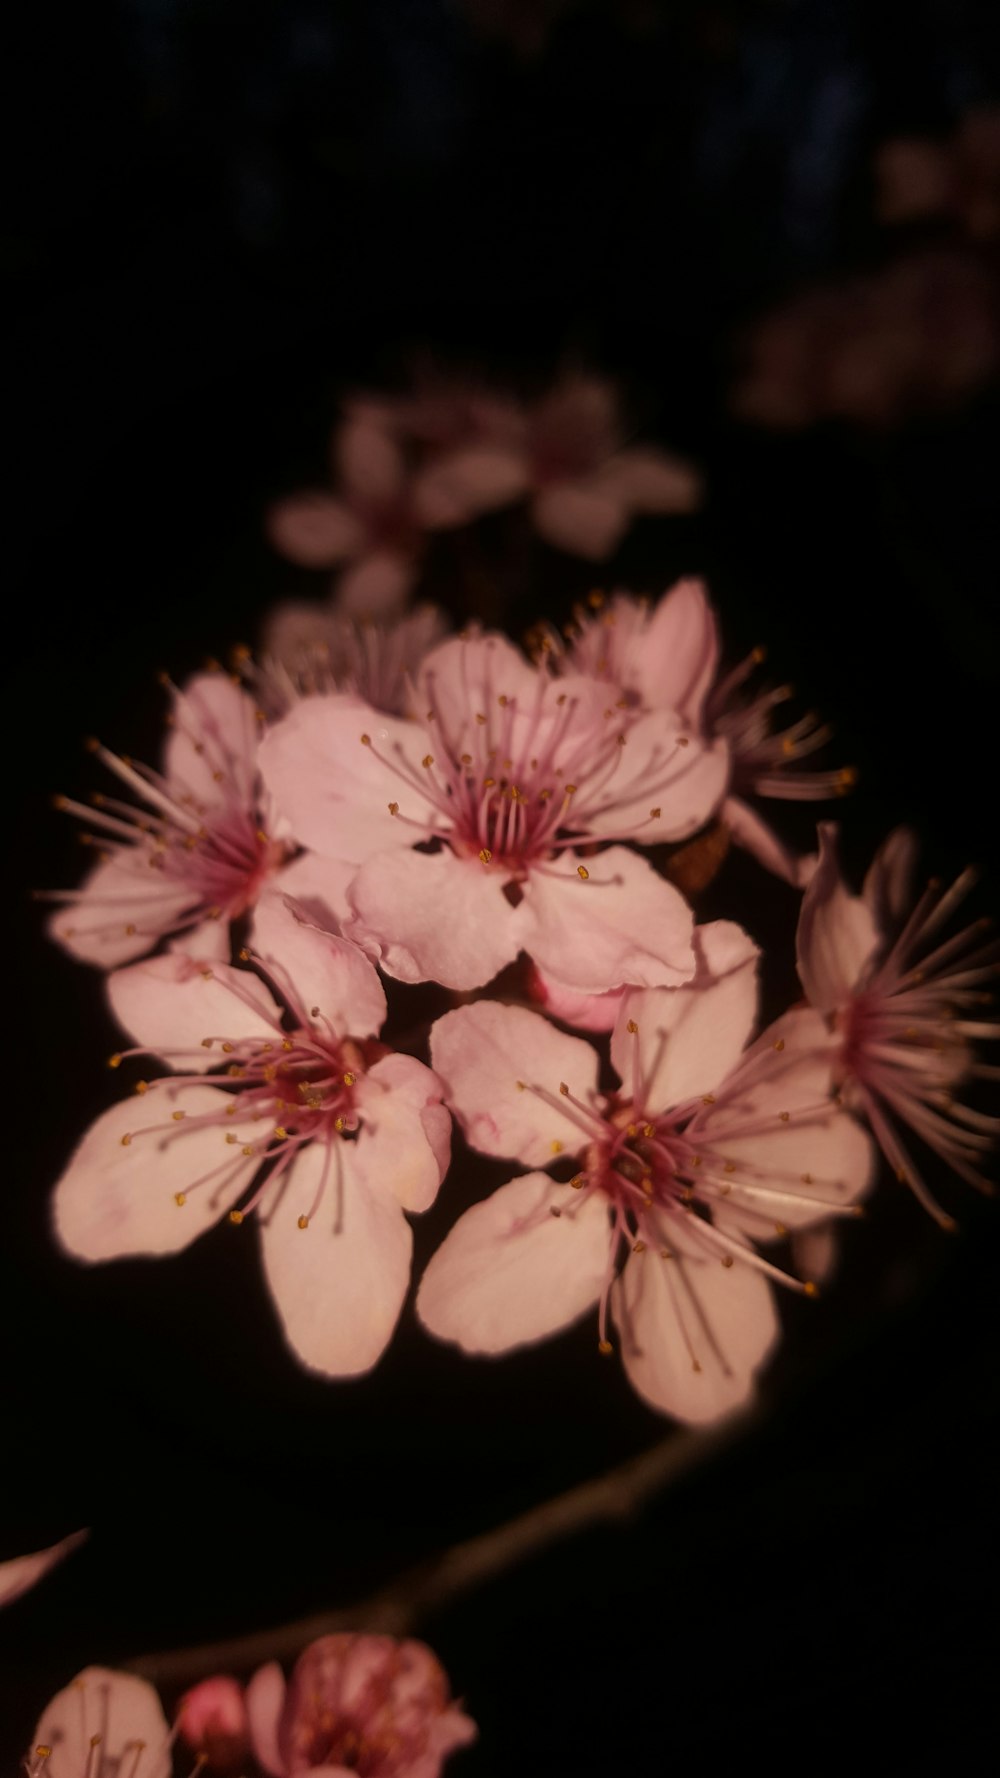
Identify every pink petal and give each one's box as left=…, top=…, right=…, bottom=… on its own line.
left=532, top=481, right=628, bottom=559
left=353, top=1053, right=451, bottom=1212
left=53, top=1088, right=260, bottom=1260
left=245, top=1661, right=287, bottom=1778
left=270, top=850, right=359, bottom=933
left=262, top=597, right=340, bottom=663
left=344, top=846, right=522, bottom=990
left=251, top=894, right=386, bottom=1037
left=862, top=825, right=919, bottom=927
left=417, top=630, right=542, bottom=725
left=260, top=1142, right=412, bottom=1376
left=47, top=851, right=202, bottom=968
left=723, top=794, right=815, bottom=887
left=610, top=938, right=758, bottom=1113
left=612, top=1225, right=780, bottom=1423
left=529, top=966, right=626, bottom=1033
left=33, top=1669, right=171, bottom=1778
left=417, top=1172, right=610, bottom=1354
left=580, top=714, right=729, bottom=844
left=796, top=824, right=880, bottom=1014
left=107, top=952, right=284, bottom=1071
left=258, top=694, right=438, bottom=862
left=336, top=414, right=407, bottom=505
left=267, top=492, right=364, bottom=567
left=411, top=445, right=529, bottom=527
left=519, top=846, right=696, bottom=994
left=0, top=1531, right=87, bottom=1610
left=163, top=671, right=261, bottom=813
left=167, top=917, right=232, bottom=962
left=636, top=577, right=720, bottom=722
left=594, top=447, right=704, bottom=514
left=335, top=550, right=416, bottom=621
left=430, top=1000, right=599, bottom=1167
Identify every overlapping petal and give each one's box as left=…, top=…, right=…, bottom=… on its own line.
left=430, top=1001, right=599, bottom=1166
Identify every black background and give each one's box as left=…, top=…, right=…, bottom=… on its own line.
left=3, top=3, right=999, bottom=1771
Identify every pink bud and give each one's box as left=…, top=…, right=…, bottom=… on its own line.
left=177, top=1676, right=249, bottom=1769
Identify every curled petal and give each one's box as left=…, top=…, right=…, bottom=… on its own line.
left=418, top=1172, right=610, bottom=1354
left=251, top=895, right=386, bottom=1038
left=345, top=846, right=523, bottom=990
left=430, top=1000, right=599, bottom=1167
left=354, top=1053, right=451, bottom=1213
left=636, top=576, right=720, bottom=722
left=797, top=824, right=880, bottom=1014
left=269, top=850, right=360, bottom=935
left=245, top=1661, right=286, bottom=1778
left=862, top=825, right=919, bottom=927
left=519, top=847, right=696, bottom=995
left=529, top=965, right=625, bottom=1034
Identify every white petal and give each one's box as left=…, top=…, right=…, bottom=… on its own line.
left=269, top=850, right=360, bottom=933
left=430, top=1001, right=599, bottom=1167
left=611, top=940, right=758, bottom=1113
left=163, top=671, right=261, bottom=813
left=251, top=894, right=386, bottom=1037
left=353, top=1053, right=450, bottom=1212
left=47, top=852, right=202, bottom=968
left=260, top=1142, right=412, bottom=1376
left=417, top=1173, right=610, bottom=1354
left=245, top=1662, right=287, bottom=1778
left=107, top=952, right=284, bottom=1071
left=34, top=1668, right=171, bottom=1778
left=519, top=847, right=696, bottom=994
left=797, top=824, right=880, bottom=1013
left=344, top=845, right=522, bottom=990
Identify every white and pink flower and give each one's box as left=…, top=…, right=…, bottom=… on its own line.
left=52, top=896, right=451, bottom=1377
left=796, top=823, right=998, bottom=1226
left=247, top=601, right=448, bottom=720
left=247, top=1634, right=476, bottom=1778
left=558, top=579, right=854, bottom=885
left=27, top=1668, right=171, bottom=1778
left=258, top=630, right=728, bottom=994
left=418, top=924, right=873, bottom=1422
left=178, top=1675, right=250, bottom=1767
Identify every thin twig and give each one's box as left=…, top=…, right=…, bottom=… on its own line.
left=128, top=1410, right=752, bottom=1687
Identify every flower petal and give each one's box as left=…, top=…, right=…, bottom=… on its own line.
left=796, top=824, right=880, bottom=1014
left=107, top=952, right=284, bottom=1071
left=270, top=850, right=360, bottom=933
left=612, top=1223, right=779, bottom=1423
left=53, top=1088, right=260, bottom=1259
left=251, top=894, right=386, bottom=1037
left=34, top=1669, right=172, bottom=1778
left=862, top=825, right=919, bottom=927
left=519, top=847, right=696, bottom=994
left=723, top=794, right=815, bottom=887
left=611, top=933, right=759, bottom=1113
left=345, top=846, right=522, bottom=990
left=258, top=694, right=438, bottom=862
left=260, top=1142, right=412, bottom=1376
left=0, top=1531, right=87, bottom=1610
left=47, top=852, right=202, bottom=968
left=580, top=713, right=729, bottom=844
left=245, top=1661, right=286, bottom=1778
left=418, top=630, right=541, bottom=724
left=267, top=492, right=365, bottom=567
left=336, top=414, right=407, bottom=505
left=411, top=445, right=529, bottom=527
left=353, top=1053, right=451, bottom=1212
left=417, top=1172, right=610, bottom=1354
left=532, top=481, right=628, bottom=559
left=529, top=966, right=626, bottom=1033
left=335, top=550, right=415, bottom=621
left=634, top=577, right=720, bottom=721
left=594, top=448, right=704, bottom=515
left=163, top=671, right=261, bottom=813
left=430, top=1000, right=599, bottom=1166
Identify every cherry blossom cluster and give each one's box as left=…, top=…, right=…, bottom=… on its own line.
left=266, top=370, right=702, bottom=617
left=21, top=1640, right=474, bottom=1778
left=45, top=570, right=997, bottom=1425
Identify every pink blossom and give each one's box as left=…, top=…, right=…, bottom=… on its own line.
left=558, top=580, right=852, bottom=885
left=420, top=373, right=702, bottom=559
left=178, top=1676, right=249, bottom=1767
left=259, top=631, right=729, bottom=993
left=246, top=601, right=448, bottom=720
left=27, top=1668, right=171, bottom=1778
left=796, top=824, right=998, bottom=1227
left=44, top=671, right=297, bottom=969
left=52, top=896, right=451, bottom=1376
left=0, top=1530, right=87, bottom=1610
left=247, top=1634, right=476, bottom=1778
left=418, top=923, right=873, bottom=1421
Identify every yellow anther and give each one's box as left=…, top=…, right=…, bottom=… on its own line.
left=311, top=1006, right=320, bottom=1017
left=239, top=947, right=250, bottom=962
left=479, top=848, right=492, bottom=864
left=334, top=1116, right=346, bottom=1132
left=225, top=1133, right=238, bottom=1144
left=201, top=969, right=214, bottom=980
left=343, top=1071, right=356, bottom=1086
left=483, top=775, right=496, bottom=789
left=779, top=1111, right=790, bottom=1123
left=498, top=694, right=508, bottom=706
left=775, top=1221, right=788, bottom=1236
left=460, top=752, right=472, bottom=765
left=577, top=864, right=590, bottom=880
left=559, top=1082, right=570, bottom=1096
left=274, top=1126, right=289, bottom=1140
left=225, top=1104, right=237, bottom=1116
left=588, top=590, right=605, bottom=609
left=626, top=1123, right=639, bottom=1139
left=515, top=1080, right=526, bottom=1091
left=551, top=1140, right=564, bottom=1155
left=598, top=1338, right=613, bottom=1355
left=564, top=782, right=577, bottom=795
left=556, top=692, right=567, bottom=706
left=801, top=1172, right=813, bottom=1184
left=120, top=1133, right=132, bottom=1147
left=643, top=1123, right=655, bottom=1138
left=229, top=1210, right=243, bottom=1224
left=773, top=1038, right=785, bottom=1051
left=35, top=1750, right=52, bottom=1761
left=475, top=712, right=487, bottom=725
left=109, top=1052, right=122, bottom=1068
left=297, top=1215, right=309, bottom=1230
left=171, top=1110, right=185, bottom=1121
left=201, top=1038, right=213, bottom=1049
left=570, top=1174, right=586, bottom=1189
left=836, top=767, right=858, bottom=793
left=701, top=1094, right=715, bottom=1105
left=174, top=1192, right=186, bottom=1206
left=676, top=735, right=689, bottom=747
left=721, top=1255, right=734, bottom=1268
left=241, top=1145, right=254, bottom=1156
left=617, top=733, right=627, bottom=747
left=650, top=806, right=661, bottom=819
left=633, top=1240, right=646, bottom=1254
left=135, top=1081, right=148, bottom=1095
left=124, top=923, right=137, bottom=936
left=388, top=801, right=399, bottom=815
left=803, top=1281, right=819, bottom=1298
left=282, top=1038, right=294, bottom=1051
left=360, top=733, right=372, bottom=746
left=221, top=1042, right=234, bottom=1054
left=422, top=754, right=434, bottom=768
left=724, top=1161, right=736, bottom=1174
left=659, top=1248, right=674, bottom=1260
left=627, top=1019, right=639, bottom=1035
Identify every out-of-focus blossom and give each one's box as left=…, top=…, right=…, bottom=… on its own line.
left=419, top=924, right=872, bottom=1421
left=734, top=249, right=1000, bottom=431
left=44, top=672, right=294, bottom=969
left=53, top=895, right=451, bottom=1377
left=420, top=373, right=702, bottom=560
left=28, top=1668, right=171, bottom=1778
left=178, top=1676, right=249, bottom=1768
left=242, top=602, right=448, bottom=720
left=796, top=824, right=998, bottom=1226
left=876, top=109, right=1000, bottom=240
left=260, top=631, right=728, bottom=993
left=554, top=579, right=850, bottom=885
left=0, top=1531, right=87, bottom=1609
left=246, top=1633, right=476, bottom=1777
